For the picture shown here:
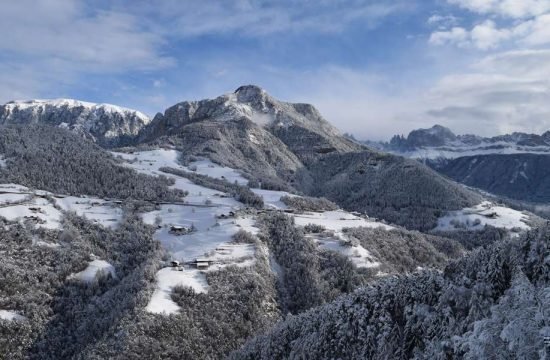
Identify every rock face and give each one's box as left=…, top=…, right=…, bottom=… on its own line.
left=137, top=85, right=363, bottom=190
left=370, top=125, right=550, bottom=203
left=0, top=99, right=150, bottom=147
left=141, top=85, right=361, bottom=161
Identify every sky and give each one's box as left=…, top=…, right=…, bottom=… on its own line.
left=0, top=0, right=549, bottom=140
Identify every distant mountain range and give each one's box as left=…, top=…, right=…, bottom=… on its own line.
left=361, top=124, right=550, bottom=159
left=358, top=125, right=550, bottom=203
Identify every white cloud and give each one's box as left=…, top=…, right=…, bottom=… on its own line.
left=0, top=1, right=172, bottom=72
left=427, top=14, right=460, bottom=29
left=470, top=20, right=513, bottom=49
left=521, top=13, right=550, bottom=45
left=429, top=16, right=550, bottom=49
left=448, top=0, right=550, bottom=18
left=424, top=49, right=550, bottom=136
left=430, top=0, right=550, bottom=50
left=130, top=0, right=407, bottom=37
left=430, top=27, right=469, bottom=46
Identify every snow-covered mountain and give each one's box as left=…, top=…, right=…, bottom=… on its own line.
left=136, top=86, right=485, bottom=231
left=141, top=85, right=360, bottom=160
left=364, top=125, right=550, bottom=202
left=0, top=99, right=150, bottom=147
left=371, top=124, right=550, bottom=160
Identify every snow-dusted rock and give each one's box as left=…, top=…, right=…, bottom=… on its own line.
left=0, top=99, right=150, bottom=147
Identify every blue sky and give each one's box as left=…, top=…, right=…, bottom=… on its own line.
left=1, top=0, right=549, bottom=139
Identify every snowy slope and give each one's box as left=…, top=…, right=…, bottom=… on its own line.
left=69, top=259, right=117, bottom=283
left=116, top=149, right=395, bottom=314
left=434, top=201, right=530, bottom=233
left=0, top=184, right=123, bottom=230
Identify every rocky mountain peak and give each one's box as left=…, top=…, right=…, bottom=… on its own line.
left=407, top=124, right=457, bottom=147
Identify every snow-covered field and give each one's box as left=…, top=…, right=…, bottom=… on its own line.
left=56, top=196, right=123, bottom=228
left=294, top=211, right=389, bottom=269
left=313, top=235, right=380, bottom=268
left=142, top=205, right=256, bottom=261
left=434, top=201, right=530, bottom=232
left=184, top=159, right=248, bottom=185
left=114, top=149, right=401, bottom=314
left=293, top=210, right=393, bottom=232
left=0, top=196, right=62, bottom=230
left=146, top=267, right=209, bottom=314
left=0, top=310, right=27, bottom=322
left=69, top=259, right=116, bottom=283
left=113, top=150, right=263, bottom=314
left=113, top=149, right=241, bottom=206
left=252, top=189, right=295, bottom=209
left=0, top=184, right=123, bottom=230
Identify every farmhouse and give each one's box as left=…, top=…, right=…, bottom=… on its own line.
left=169, top=225, right=192, bottom=235
left=195, top=258, right=211, bottom=270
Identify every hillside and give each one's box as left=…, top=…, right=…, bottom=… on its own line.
left=231, top=224, right=550, bottom=359
left=366, top=125, right=550, bottom=203
left=136, top=86, right=484, bottom=231
left=0, top=89, right=542, bottom=359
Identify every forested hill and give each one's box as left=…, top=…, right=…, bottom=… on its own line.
left=231, top=223, right=550, bottom=359
left=0, top=125, right=183, bottom=201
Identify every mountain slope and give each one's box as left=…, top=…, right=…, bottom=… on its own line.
left=0, top=99, right=150, bottom=147
left=136, top=86, right=483, bottom=230
left=433, top=154, right=550, bottom=203
left=231, top=224, right=550, bottom=359
left=367, top=125, right=550, bottom=203
left=0, top=125, right=182, bottom=200
left=301, top=151, right=482, bottom=230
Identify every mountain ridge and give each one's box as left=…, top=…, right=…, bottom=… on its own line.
left=0, top=98, right=150, bottom=147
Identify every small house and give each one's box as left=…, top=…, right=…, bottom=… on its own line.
left=169, top=225, right=192, bottom=235
left=196, top=261, right=209, bottom=270
left=195, top=258, right=210, bottom=270
left=217, top=211, right=235, bottom=219
left=171, top=260, right=180, bottom=267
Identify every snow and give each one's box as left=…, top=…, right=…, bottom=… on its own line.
left=113, top=149, right=240, bottom=207
left=203, top=243, right=256, bottom=271
left=0, top=156, right=6, bottom=168
left=0, top=193, right=29, bottom=205
left=293, top=210, right=394, bottom=232
left=4, top=99, right=150, bottom=123
left=314, top=237, right=380, bottom=268
left=0, top=197, right=62, bottom=230
left=0, top=184, right=123, bottom=230
left=0, top=184, right=30, bottom=192
left=0, top=310, right=27, bottom=322
left=56, top=196, right=122, bottom=228
left=434, top=201, right=531, bottom=232
left=294, top=210, right=390, bottom=268
left=184, top=159, right=248, bottom=185
left=252, top=189, right=295, bottom=209
left=146, top=267, right=208, bottom=314
left=69, top=260, right=116, bottom=283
